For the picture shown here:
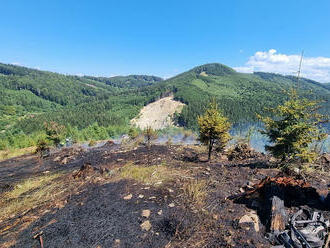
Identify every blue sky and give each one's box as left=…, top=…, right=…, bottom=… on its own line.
left=1, top=0, right=330, bottom=81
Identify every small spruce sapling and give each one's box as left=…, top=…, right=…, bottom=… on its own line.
left=258, top=89, right=328, bottom=166
left=198, top=100, right=231, bottom=161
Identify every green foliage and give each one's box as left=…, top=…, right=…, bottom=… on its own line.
left=128, top=127, right=140, bottom=139
left=169, top=64, right=330, bottom=130
left=44, top=121, right=66, bottom=147
left=198, top=100, right=231, bottom=161
left=35, top=139, right=50, bottom=158
left=84, top=75, right=163, bottom=88
left=259, top=89, right=328, bottom=163
left=0, top=62, right=329, bottom=152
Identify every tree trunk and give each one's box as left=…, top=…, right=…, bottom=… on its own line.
left=270, top=195, right=286, bottom=233
left=208, top=140, right=213, bottom=161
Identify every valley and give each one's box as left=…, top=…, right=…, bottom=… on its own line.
left=1, top=62, right=329, bottom=151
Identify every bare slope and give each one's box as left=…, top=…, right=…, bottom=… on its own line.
left=131, top=96, right=185, bottom=130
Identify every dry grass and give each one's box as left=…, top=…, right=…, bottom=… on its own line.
left=0, top=172, right=65, bottom=221
left=182, top=180, right=207, bottom=208
left=119, top=162, right=181, bottom=185
left=0, top=147, right=36, bottom=161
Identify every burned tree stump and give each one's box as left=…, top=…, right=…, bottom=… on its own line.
left=270, top=196, right=286, bottom=232
left=228, top=174, right=323, bottom=232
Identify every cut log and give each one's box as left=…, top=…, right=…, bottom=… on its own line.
left=270, top=196, right=286, bottom=233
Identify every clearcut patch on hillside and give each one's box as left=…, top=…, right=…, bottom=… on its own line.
left=131, top=96, right=185, bottom=130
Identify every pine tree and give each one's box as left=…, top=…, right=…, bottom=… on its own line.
left=259, top=89, right=328, bottom=164
left=44, top=121, right=66, bottom=147
left=198, top=100, right=231, bottom=161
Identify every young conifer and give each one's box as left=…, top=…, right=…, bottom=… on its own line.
left=198, top=100, right=231, bottom=161
left=259, top=89, right=328, bottom=164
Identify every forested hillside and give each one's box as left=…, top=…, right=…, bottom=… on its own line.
left=166, top=64, right=330, bottom=130
left=0, top=63, right=168, bottom=149
left=0, top=62, right=329, bottom=150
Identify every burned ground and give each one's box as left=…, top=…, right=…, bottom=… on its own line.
left=0, top=143, right=329, bottom=247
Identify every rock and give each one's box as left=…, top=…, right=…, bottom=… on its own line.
left=168, top=188, right=174, bottom=193
left=138, top=194, right=144, bottom=199
left=123, top=194, right=133, bottom=200
left=168, top=203, right=175, bottom=208
left=141, top=209, right=151, bottom=218
left=157, top=210, right=162, bottom=215
left=61, top=157, right=68, bottom=165
left=116, top=158, right=123, bottom=162
left=269, top=157, right=277, bottom=163
left=239, top=211, right=260, bottom=232
left=141, top=220, right=152, bottom=231
left=219, top=155, right=228, bottom=161
left=53, top=156, right=61, bottom=162
left=149, top=196, right=156, bottom=200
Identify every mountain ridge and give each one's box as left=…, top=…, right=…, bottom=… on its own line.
left=0, top=62, right=329, bottom=149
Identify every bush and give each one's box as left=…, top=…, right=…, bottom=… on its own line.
left=44, top=121, right=66, bottom=147
left=88, top=140, right=97, bottom=147
left=128, top=127, right=140, bottom=139
left=35, top=139, right=50, bottom=158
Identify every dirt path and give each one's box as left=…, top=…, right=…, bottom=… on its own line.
left=131, top=96, right=185, bottom=130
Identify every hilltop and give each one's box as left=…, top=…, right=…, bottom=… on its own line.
left=0, top=140, right=329, bottom=247
left=0, top=62, right=329, bottom=150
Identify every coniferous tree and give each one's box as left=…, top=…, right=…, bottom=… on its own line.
left=44, top=121, right=66, bottom=147
left=259, top=89, right=328, bottom=164
left=198, top=100, right=231, bottom=161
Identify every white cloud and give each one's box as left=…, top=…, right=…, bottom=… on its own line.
left=234, top=49, right=330, bottom=83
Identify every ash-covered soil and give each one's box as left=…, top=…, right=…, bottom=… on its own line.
left=0, top=143, right=329, bottom=248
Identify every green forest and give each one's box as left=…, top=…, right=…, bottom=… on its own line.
left=1, top=62, right=329, bottom=150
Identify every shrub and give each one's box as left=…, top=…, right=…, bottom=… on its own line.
left=88, top=140, right=97, bottom=147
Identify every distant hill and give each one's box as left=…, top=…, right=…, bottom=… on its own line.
left=0, top=62, right=329, bottom=149
left=160, top=63, right=330, bottom=129
left=83, top=75, right=163, bottom=88
left=324, top=83, right=330, bottom=90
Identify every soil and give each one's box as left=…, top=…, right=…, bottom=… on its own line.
left=131, top=96, right=185, bottom=130
left=0, top=143, right=329, bottom=248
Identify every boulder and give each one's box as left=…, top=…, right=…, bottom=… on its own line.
left=239, top=211, right=260, bottom=232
